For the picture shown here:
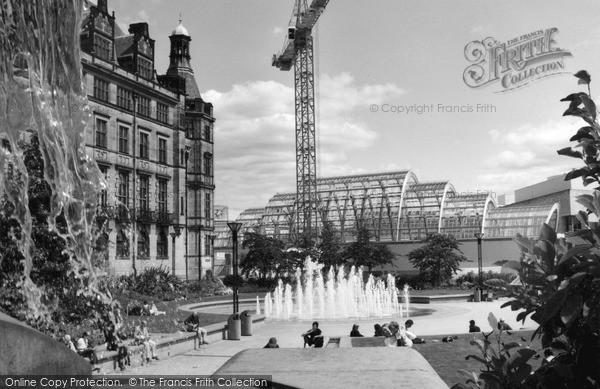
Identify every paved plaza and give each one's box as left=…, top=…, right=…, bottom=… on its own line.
left=97, top=298, right=535, bottom=377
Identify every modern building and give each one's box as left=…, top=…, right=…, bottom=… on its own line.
left=81, top=0, right=215, bottom=279
left=215, top=171, right=590, bottom=274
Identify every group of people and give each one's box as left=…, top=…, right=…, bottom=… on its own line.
left=468, top=317, right=512, bottom=333
left=62, top=332, right=100, bottom=372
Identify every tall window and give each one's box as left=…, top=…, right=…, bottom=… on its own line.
left=158, top=138, right=167, bottom=164
left=138, top=225, right=150, bottom=259
left=93, top=78, right=109, bottom=101
left=204, top=236, right=211, bottom=257
left=157, top=103, right=168, bottom=123
left=185, top=121, right=194, bottom=138
left=117, top=87, right=132, bottom=110
left=116, top=228, right=129, bottom=258
left=137, top=57, right=153, bottom=80
left=158, top=179, right=168, bottom=214
left=203, top=153, right=212, bottom=176
left=139, top=175, right=149, bottom=211
left=117, top=170, right=129, bottom=206
left=95, top=118, right=107, bottom=148
left=204, top=193, right=211, bottom=219
left=137, top=96, right=150, bottom=117
left=93, top=36, right=111, bottom=60
left=139, top=132, right=149, bottom=159
left=118, top=125, right=129, bottom=154
left=204, top=125, right=211, bottom=142
left=157, top=228, right=168, bottom=259
left=99, top=165, right=108, bottom=207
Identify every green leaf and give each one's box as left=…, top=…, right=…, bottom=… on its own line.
left=502, top=341, right=521, bottom=350
left=581, top=95, right=598, bottom=122
left=557, top=147, right=583, bottom=159
left=539, top=223, right=557, bottom=244
left=574, top=70, right=592, bottom=85
left=565, top=168, right=587, bottom=182
left=465, top=354, right=489, bottom=365
left=513, top=364, right=533, bottom=383
left=488, top=312, right=499, bottom=335
left=570, top=126, right=596, bottom=142
left=508, top=348, right=537, bottom=370
left=514, top=234, right=534, bottom=253
left=561, top=293, right=583, bottom=326
left=558, top=244, right=593, bottom=266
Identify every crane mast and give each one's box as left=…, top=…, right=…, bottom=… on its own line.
left=272, top=0, right=330, bottom=243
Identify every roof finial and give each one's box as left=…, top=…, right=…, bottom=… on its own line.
left=179, top=12, right=182, bottom=24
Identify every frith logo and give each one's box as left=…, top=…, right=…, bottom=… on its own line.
left=463, top=28, right=572, bottom=92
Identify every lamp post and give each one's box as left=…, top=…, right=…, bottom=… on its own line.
left=474, top=232, right=484, bottom=300
left=227, top=221, right=243, bottom=314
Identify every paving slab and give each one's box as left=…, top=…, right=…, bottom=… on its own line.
left=215, top=348, right=449, bottom=389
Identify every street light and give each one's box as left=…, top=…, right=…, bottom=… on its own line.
left=474, top=232, right=484, bottom=301
left=227, top=221, right=243, bottom=314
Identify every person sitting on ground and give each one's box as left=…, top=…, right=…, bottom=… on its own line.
left=143, top=300, right=166, bottom=316
left=350, top=324, right=364, bottom=337
left=302, top=321, right=323, bottom=348
left=382, top=321, right=413, bottom=348
left=76, top=332, right=99, bottom=371
left=134, top=320, right=159, bottom=363
left=184, top=312, right=209, bottom=349
left=148, top=301, right=166, bottom=316
left=374, top=324, right=384, bottom=337
left=63, top=335, right=77, bottom=352
left=404, top=320, right=417, bottom=340
left=263, top=337, right=280, bottom=348
left=469, top=320, right=481, bottom=333
left=498, top=317, right=512, bottom=331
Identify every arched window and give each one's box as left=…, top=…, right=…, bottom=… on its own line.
left=157, top=228, right=168, bottom=259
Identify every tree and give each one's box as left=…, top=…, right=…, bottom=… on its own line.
left=316, top=220, right=344, bottom=273
left=407, top=232, right=467, bottom=286
left=240, top=232, right=285, bottom=279
left=343, top=226, right=395, bottom=273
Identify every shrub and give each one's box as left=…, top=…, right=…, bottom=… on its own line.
left=120, top=266, right=184, bottom=298
left=222, top=274, right=244, bottom=288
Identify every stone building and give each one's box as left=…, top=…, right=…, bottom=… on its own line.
left=81, top=0, right=214, bottom=279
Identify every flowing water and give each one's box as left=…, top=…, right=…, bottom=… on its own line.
left=0, top=1, right=107, bottom=320
left=264, top=259, right=404, bottom=320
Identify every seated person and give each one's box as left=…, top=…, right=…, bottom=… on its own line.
left=469, top=320, right=481, bottom=333
left=301, top=321, right=322, bottom=347
left=184, top=312, right=209, bottom=349
left=134, top=320, right=159, bottom=363
left=350, top=324, right=364, bottom=337
left=404, top=320, right=417, bottom=340
left=63, top=335, right=77, bottom=352
left=374, top=324, right=384, bottom=337
left=498, top=317, right=512, bottom=331
left=143, top=300, right=166, bottom=316
left=76, top=332, right=99, bottom=371
left=263, top=337, right=280, bottom=348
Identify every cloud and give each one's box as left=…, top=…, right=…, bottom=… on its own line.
left=205, top=73, right=405, bottom=217
left=478, top=119, right=582, bottom=192
left=273, top=26, right=284, bottom=36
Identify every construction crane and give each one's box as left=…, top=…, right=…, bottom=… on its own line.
left=272, top=0, right=330, bottom=243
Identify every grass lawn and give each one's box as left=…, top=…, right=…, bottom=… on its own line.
left=413, top=330, right=543, bottom=387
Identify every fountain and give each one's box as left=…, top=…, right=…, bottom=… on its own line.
left=264, top=259, right=406, bottom=320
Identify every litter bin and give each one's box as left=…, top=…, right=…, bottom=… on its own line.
left=241, top=310, right=252, bottom=336
left=473, top=287, right=481, bottom=302
left=227, top=313, right=241, bottom=340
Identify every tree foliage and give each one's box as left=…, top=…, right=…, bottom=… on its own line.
left=458, top=71, right=600, bottom=388
left=316, top=220, right=345, bottom=273
left=408, top=232, right=467, bottom=286
left=240, top=232, right=285, bottom=279
left=0, top=134, right=114, bottom=329
left=342, top=226, right=395, bottom=272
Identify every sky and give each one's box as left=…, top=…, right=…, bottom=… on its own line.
left=108, top=0, right=600, bottom=218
